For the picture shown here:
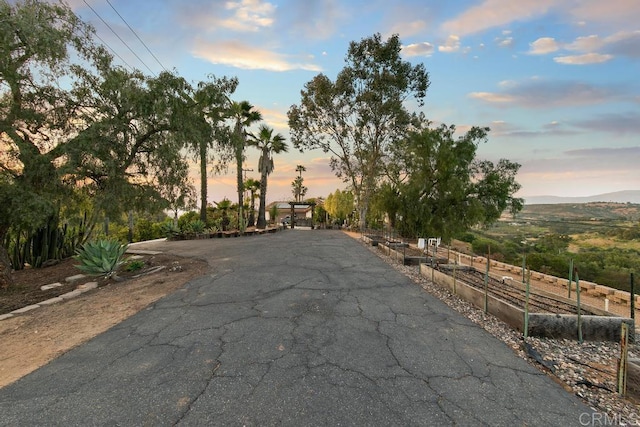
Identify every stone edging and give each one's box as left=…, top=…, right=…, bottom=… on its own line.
left=1, top=251, right=165, bottom=322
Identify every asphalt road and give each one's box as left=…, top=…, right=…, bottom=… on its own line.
left=0, top=230, right=593, bottom=426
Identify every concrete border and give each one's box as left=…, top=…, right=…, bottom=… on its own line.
left=419, top=263, right=634, bottom=341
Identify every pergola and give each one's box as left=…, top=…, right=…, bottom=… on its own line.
left=288, top=201, right=316, bottom=229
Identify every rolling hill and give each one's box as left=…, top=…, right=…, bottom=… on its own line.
left=524, top=190, right=640, bottom=205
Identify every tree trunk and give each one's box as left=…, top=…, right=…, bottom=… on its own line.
left=236, top=145, right=244, bottom=232
left=199, top=140, right=208, bottom=223
left=248, top=191, right=256, bottom=227
left=0, top=228, right=14, bottom=289
left=256, top=173, right=268, bottom=229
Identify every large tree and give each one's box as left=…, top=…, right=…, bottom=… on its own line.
left=248, top=125, right=288, bottom=229
left=0, top=1, right=218, bottom=286
left=288, top=33, right=429, bottom=230
left=385, top=124, right=523, bottom=240
left=65, top=66, right=197, bottom=221
left=228, top=100, right=262, bottom=231
left=324, top=189, right=354, bottom=225
left=0, top=0, right=108, bottom=287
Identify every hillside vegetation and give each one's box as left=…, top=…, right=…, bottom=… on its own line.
left=459, top=202, right=640, bottom=292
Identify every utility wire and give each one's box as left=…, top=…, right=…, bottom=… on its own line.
left=90, top=27, right=136, bottom=71
left=82, top=0, right=156, bottom=76
left=105, top=0, right=169, bottom=73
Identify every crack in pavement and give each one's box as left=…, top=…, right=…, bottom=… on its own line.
left=0, top=231, right=594, bottom=426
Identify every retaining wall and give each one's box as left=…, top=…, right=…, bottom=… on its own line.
left=419, top=263, right=633, bottom=341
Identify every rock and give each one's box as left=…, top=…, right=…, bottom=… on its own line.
left=41, top=282, right=63, bottom=291
left=65, top=274, right=87, bottom=283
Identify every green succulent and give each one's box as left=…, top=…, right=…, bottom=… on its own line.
left=74, top=239, right=128, bottom=280
left=162, top=221, right=181, bottom=238
left=187, top=219, right=206, bottom=234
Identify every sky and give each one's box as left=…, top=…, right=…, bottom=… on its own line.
left=62, top=0, right=640, bottom=204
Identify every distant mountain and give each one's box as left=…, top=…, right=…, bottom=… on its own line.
left=525, top=190, right=640, bottom=205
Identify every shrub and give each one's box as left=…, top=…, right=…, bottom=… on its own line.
left=125, top=259, right=145, bottom=272
left=74, top=239, right=128, bottom=280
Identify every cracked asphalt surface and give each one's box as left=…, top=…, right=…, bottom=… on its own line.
left=0, top=230, right=592, bottom=426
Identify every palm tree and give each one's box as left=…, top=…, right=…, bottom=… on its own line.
left=186, top=77, right=237, bottom=223
left=228, top=100, right=262, bottom=231
left=244, top=177, right=260, bottom=227
left=292, top=176, right=308, bottom=202
left=293, top=164, right=307, bottom=202
left=249, top=125, right=289, bottom=228
left=215, top=198, right=233, bottom=231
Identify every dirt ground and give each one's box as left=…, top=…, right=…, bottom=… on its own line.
left=0, top=253, right=208, bottom=388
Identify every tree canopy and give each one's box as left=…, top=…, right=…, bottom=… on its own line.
left=384, top=124, right=523, bottom=240
left=288, top=33, right=429, bottom=229
left=0, top=0, right=240, bottom=286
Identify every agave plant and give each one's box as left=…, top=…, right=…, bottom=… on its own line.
left=188, top=219, right=206, bottom=234
left=74, top=239, right=128, bottom=281
left=161, top=221, right=181, bottom=239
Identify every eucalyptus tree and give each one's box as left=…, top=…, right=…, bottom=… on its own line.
left=288, top=33, right=429, bottom=230
left=248, top=125, right=288, bottom=229
left=228, top=100, right=262, bottom=230
left=0, top=0, right=109, bottom=286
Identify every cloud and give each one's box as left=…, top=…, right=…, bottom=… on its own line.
left=496, top=36, right=514, bottom=48
left=402, top=42, right=435, bottom=57
left=603, top=30, right=640, bottom=58
left=528, top=37, right=560, bottom=54
left=468, top=78, right=623, bottom=108
left=174, top=0, right=276, bottom=33
left=221, top=0, right=276, bottom=32
left=553, top=53, right=613, bottom=65
left=564, top=146, right=640, bottom=158
left=569, top=0, right=640, bottom=31
left=570, top=112, right=640, bottom=135
left=441, top=0, right=640, bottom=39
left=438, top=35, right=460, bottom=53
left=191, top=39, right=322, bottom=71
left=440, top=0, right=556, bottom=37
left=529, top=30, right=640, bottom=63
left=488, top=120, right=578, bottom=138
left=565, top=35, right=603, bottom=52
left=285, top=0, right=348, bottom=40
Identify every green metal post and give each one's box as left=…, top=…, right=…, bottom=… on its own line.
left=567, top=259, right=574, bottom=299
left=453, top=263, right=457, bottom=295
left=576, top=268, right=582, bottom=343
left=522, top=253, right=526, bottom=284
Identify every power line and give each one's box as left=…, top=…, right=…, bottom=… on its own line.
left=82, top=0, right=156, bottom=76
left=105, top=0, right=169, bottom=73
left=89, top=27, right=135, bottom=71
